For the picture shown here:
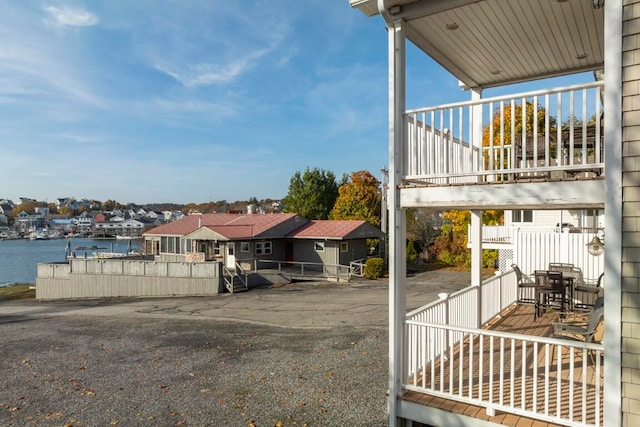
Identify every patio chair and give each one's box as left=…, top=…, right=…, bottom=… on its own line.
left=548, top=262, right=574, bottom=273
left=535, top=270, right=566, bottom=319
left=512, top=264, right=536, bottom=305
left=574, top=272, right=604, bottom=310
left=553, top=297, right=604, bottom=365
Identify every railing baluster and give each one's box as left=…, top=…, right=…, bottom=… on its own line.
left=533, top=341, right=538, bottom=412
left=521, top=340, right=527, bottom=411
left=582, top=349, right=588, bottom=423
left=569, top=348, right=575, bottom=421
left=557, top=345, right=562, bottom=418
left=510, top=338, right=515, bottom=408
left=468, top=334, right=474, bottom=399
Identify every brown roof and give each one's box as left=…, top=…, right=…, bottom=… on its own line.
left=287, top=220, right=382, bottom=240
left=143, top=213, right=299, bottom=238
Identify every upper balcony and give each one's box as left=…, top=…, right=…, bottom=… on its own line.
left=400, top=81, right=606, bottom=210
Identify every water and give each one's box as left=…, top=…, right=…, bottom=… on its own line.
left=0, top=238, right=141, bottom=286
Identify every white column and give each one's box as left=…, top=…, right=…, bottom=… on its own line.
left=387, top=18, right=407, bottom=427
left=471, top=88, right=483, bottom=176
left=471, top=210, right=483, bottom=327
left=603, top=0, right=622, bottom=426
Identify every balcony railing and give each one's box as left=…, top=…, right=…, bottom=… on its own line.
left=403, top=270, right=604, bottom=426
left=404, top=81, right=604, bottom=185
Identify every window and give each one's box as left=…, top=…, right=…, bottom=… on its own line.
left=160, top=236, right=182, bottom=254
left=340, top=242, right=348, bottom=252
left=213, top=241, right=221, bottom=256
left=255, top=241, right=272, bottom=256
left=314, top=241, right=325, bottom=252
left=240, top=242, right=250, bottom=253
left=512, top=210, right=533, bottom=223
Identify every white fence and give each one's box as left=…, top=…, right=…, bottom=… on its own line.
left=404, top=269, right=603, bottom=426
left=468, top=226, right=605, bottom=283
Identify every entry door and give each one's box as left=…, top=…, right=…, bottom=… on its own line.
left=226, top=242, right=236, bottom=269
left=285, top=241, right=294, bottom=263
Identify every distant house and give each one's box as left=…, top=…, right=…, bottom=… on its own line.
left=143, top=213, right=381, bottom=271
left=14, top=211, right=45, bottom=233
left=287, top=220, right=379, bottom=266
left=74, top=211, right=94, bottom=230
left=95, top=218, right=146, bottom=236
left=36, top=213, right=383, bottom=300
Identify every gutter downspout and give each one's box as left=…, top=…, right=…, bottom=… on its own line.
left=378, top=1, right=406, bottom=426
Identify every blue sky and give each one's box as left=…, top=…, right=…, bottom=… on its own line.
left=0, top=1, right=592, bottom=205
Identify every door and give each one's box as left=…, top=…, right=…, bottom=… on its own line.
left=226, top=242, right=236, bottom=269
left=285, top=241, right=294, bottom=264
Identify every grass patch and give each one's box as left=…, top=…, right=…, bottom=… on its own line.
left=0, top=284, right=35, bottom=300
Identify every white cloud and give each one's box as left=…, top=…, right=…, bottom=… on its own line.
left=43, top=5, right=99, bottom=27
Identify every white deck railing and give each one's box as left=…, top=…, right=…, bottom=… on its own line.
left=404, top=269, right=603, bottom=426
left=404, top=81, right=604, bottom=184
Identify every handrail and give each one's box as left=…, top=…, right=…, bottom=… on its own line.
left=406, top=81, right=603, bottom=115
left=254, top=259, right=352, bottom=282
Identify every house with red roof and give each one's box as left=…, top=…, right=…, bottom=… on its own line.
left=36, top=213, right=383, bottom=300
left=142, top=213, right=383, bottom=291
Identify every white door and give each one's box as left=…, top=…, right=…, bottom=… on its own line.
left=226, top=242, right=236, bottom=269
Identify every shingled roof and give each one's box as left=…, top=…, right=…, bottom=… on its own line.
left=143, top=213, right=302, bottom=239
left=287, top=220, right=382, bottom=240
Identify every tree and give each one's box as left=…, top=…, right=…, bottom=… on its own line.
left=483, top=101, right=556, bottom=148
left=482, top=101, right=557, bottom=171
left=406, top=208, right=443, bottom=259
left=329, top=170, right=381, bottom=227
left=430, top=209, right=503, bottom=268
left=282, top=168, right=340, bottom=219
left=58, top=206, right=74, bottom=217
left=11, top=201, right=38, bottom=216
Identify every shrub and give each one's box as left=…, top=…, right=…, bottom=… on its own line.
left=406, top=239, right=419, bottom=262
left=364, top=257, right=384, bottom=279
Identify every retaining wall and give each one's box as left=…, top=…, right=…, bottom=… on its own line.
left=36, top=259, right=223, bottom=300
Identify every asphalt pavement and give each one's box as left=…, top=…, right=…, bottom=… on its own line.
left=0, top=270, right=470, bottom=427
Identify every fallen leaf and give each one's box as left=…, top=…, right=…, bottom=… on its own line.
left=9, top=407, right=19, bottom=412
left=110, top=420, right=119, bottom=425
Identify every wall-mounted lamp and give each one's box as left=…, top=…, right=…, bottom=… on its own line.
left=586, top=236, right=605, bottom=256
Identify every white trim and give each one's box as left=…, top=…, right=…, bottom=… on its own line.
left=603, top=0, right=622, bottom=426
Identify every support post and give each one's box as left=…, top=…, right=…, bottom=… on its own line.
left=385, top=18, right=407, bottom=427
left=603, top=0, right=622, bottom=426
left=471, top=210, right=483, bottom=328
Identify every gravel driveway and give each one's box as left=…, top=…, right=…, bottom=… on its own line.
left=0, top=270, right=471, bottom=426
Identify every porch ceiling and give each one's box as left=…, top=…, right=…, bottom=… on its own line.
left=350, top=0, right=604, bottom=89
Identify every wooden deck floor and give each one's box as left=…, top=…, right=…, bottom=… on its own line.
left=403, top=304, right=603, bottom=427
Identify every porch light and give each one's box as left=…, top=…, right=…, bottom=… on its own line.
left=586, top=236, right=605, bottom=256
left=445, top=23, right=459, bottom=31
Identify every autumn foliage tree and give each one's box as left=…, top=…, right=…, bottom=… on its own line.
left=430, top=209, right=503, bottom=268
left=482, top=101, right=557, bottom=171
left=330, top=170, right=381, bottom=227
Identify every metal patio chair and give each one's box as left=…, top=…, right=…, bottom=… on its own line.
left=512, top=263, right=536, bottom=305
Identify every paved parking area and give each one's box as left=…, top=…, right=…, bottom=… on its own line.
left=0, top=270, right=471, bottom=426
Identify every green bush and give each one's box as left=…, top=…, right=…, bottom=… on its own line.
left=364, top=257, right=384, bottom=279
left=406, top=239, right=419, bottom=262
